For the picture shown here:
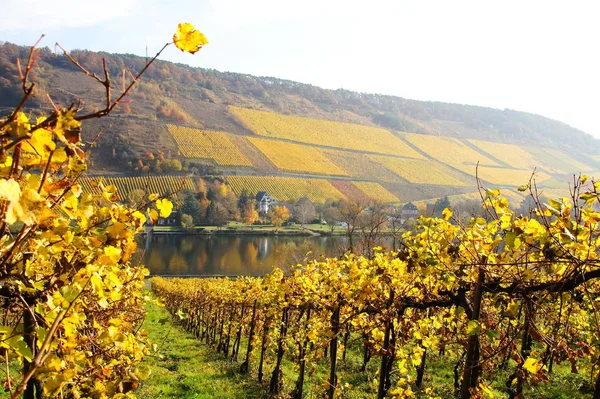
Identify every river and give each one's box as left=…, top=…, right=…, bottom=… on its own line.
left=139, top=234, right=352, bottom=276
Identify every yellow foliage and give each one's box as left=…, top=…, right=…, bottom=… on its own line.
left=167, top=125, right=253, bottom=166
left=352, top=181, right=399, bottom=203
left=248, top=136, right=348, bottom=176
left=452, top=164, right=552, bottom=186
left=269, top=205, right=290, bottom=228
left=230, top=106, right=425, bottom=158
left=404, top=134, right=499, bottom=168
left=0, top=24, right=205, bottom=398
left=368, top=155, right=467, bottom=186
left=321, top=149, right=401, bottom=182
left=173, top=22, right=209, bottom=53
left=151, top=183, right=600, bottom=397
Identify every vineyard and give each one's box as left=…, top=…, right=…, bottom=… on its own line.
left=321, top=149, right=402, bottom=183
left=247, top=137, right=348, bottom=176
left=167, top=124, right=254, bottom=166
left=329, top=180, right=372, bottom=203
left=351, top=181, right=399, bottom=203
left=368, top=155, right=468, bottom=186
left=452, top=165, right=552, bottom=187
left=230, top=106, right=425, bottom=157
left=226, top=175, right=346, bottom=203
left=414, top=189, right=526, bottom=208
left=467, top=140, right=563, bottom=174
left=524, top=147, right=593, bottom=174
left=79, top=175, right=197, bottom=203
left=151, top=182, right=600, bottom=399
left=404, top=134, right=500, bottom=168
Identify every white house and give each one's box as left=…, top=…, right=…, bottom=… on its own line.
left=256, top=191, right=276, bottom=214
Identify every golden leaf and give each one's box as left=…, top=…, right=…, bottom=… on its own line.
left=156, top=198, right=173, bottom=218
left=173, top=23, right=208, bottom=54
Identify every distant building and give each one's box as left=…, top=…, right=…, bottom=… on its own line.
left=145, top=210, right=180, bottom=227
left=158, top=210, right=180, bottom=226
left=401, top=202, right=419, bottom=223
left=256, top=192, right=276, bottom=214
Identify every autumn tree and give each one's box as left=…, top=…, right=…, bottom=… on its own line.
left=323, top=206, right=341, bottom=233
left=339, top=199, right=368, bottom=252
left=293, top=197, right=316, bottom=228
left=242, top=199, right=259, bottom=228
left=207, top=201, right=228, bottom=228
left=269, top=205, right=290, bottom=230
left=357, top=201, right=388, bottom=257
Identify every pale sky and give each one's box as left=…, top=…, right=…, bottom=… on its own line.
left=3, top=0, right=600, bottom=137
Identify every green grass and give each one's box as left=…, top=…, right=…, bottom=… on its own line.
left=137, top=300, right=595, bottom=398
left=136, top=301, right=265, bottom=398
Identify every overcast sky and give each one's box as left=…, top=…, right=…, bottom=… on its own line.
left=3, top=0, right=599, bottom=137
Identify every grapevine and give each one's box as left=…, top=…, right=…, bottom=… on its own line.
left=153, top=179, right=600, bottom=398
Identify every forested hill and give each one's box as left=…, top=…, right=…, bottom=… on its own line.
left=0, top=41, right=597, bottom=152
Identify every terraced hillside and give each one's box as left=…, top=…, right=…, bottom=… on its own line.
left=2, top=42, right=598, bottom=205
left=76, top=105, right=600, bottom=206
left=157, top=106, right=594, bottom=204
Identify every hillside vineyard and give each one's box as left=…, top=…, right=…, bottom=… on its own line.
left=0, top=42, right=597, bottom=204
left=128, top=106, right=592, bottom=205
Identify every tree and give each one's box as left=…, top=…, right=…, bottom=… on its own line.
left=452, top=199, right=487, bottom=224
left=339, top=199, right=368, bottom=252
left=181, top=213, right=194, bottom=230
left=294, top=197, right=316, bottom=228
left=385, top=205, right=404, bottom=251
left=162, top=159, right=182, bottom=172
left=207, top=201, right=228, bottom=228
left=181, top=191, right=203, bottom=224
left=323, top=206, right=341, bottom=233
left=242, top=199, right=259, bottom=227
left=153, top=159, right=163, bottom=173
left=238, top=188, right=254, bottom=210
left=357, top=202, right=388, bottom=257
left=269, top=205, right=290, bottom=230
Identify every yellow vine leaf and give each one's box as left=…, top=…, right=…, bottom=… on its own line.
left=156, top=198, right=173, bottom=218
left=523, top=357, right=543, bottom=374
left=0, top=178, right=21, bottom=203
left=173, top=23, right=208, bottom=54
left=442, top=208, right=453, bottom=221
left=55, top=109, right=81, bottom=144
left=148, top=208, right=159, bottom=224
left=6, top=112, right=30, bottom=138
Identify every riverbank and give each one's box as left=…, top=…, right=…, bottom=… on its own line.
left=144, top=222, right=348, bottom=236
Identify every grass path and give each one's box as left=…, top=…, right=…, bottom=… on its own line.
left=136, top=301, right=265, bottom=398
left=137, top=300, right=591, bottom=399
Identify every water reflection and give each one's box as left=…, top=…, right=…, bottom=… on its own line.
left=139, top=235, right=351, bottom=276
